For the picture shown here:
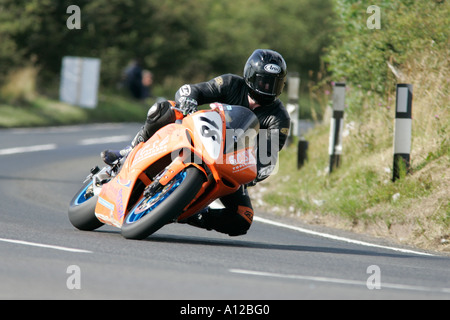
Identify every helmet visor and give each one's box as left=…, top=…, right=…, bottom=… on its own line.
left=250, top=74, right=285, bottom=97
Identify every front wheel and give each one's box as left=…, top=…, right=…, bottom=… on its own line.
left=68, top=180, right=104, bottom=231
left=121, top=166, right=205, bottom=240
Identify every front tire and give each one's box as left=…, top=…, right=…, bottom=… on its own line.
left=121, top=166, right=205, bottom=240
left=68, top=180, right=104, bottom=231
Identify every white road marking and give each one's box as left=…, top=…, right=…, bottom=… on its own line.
left=78, top=135, right=131, bottom=145
left=8, top=123, right=126, bottom=134
left=0, top=135, right=131, bottom=156
left=229, top=269, right=450, bottom=294
left=0, top=237, right=92, bottom=253
left=254, top=216, right=434, bottom=257
left=0, top=144, right=57, bottom=155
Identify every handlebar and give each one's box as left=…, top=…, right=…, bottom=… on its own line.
left=171, top=105, right=198, bottom=124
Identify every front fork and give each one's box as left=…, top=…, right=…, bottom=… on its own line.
left=83, top=165, right=116, bottom=199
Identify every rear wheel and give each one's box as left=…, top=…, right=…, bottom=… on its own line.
left=121, top=166, right=205, bottom=240
left=68, top=180, right=104, bottom=231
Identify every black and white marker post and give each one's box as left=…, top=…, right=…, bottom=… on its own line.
left=286, top=73, right=308, bottom=169
left=392, top=83, right=413, bottom=182
left=328, top=82, right=345, bottom=173
left=286, top=72, right=300, bottom=142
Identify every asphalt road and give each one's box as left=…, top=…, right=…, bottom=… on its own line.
left=0, top=123, right=449, bottom=302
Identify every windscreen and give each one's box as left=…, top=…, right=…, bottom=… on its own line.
left=223, top=105, right=260, bottom=154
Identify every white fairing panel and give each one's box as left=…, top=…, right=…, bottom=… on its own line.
left=192, top=112, right=223, bottom=160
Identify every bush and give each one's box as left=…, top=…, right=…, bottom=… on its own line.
left=0, top=66, right=38, bottom=104
left=323, top=0, right=449, bottom=94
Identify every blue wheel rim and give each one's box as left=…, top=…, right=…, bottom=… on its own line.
left=126, top=171, right=187, bottom=224
left=74, top=182, right=93, bottom=205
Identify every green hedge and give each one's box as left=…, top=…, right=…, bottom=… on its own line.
left=324, top=0, right=448, bottom=94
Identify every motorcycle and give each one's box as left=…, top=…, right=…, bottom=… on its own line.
left=68, top=103, right=259, bottom=240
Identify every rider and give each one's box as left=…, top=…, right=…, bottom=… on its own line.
left=101, top=49, right=290, bottom=236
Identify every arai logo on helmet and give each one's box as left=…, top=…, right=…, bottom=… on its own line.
left=264, top=64, right=281, bottom=74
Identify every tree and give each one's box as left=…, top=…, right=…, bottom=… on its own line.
left=0, top=0, right=336, bottom=91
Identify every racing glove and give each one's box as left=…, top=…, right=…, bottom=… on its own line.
left=179, top=97, right=198, bottom=115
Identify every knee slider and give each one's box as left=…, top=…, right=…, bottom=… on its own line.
left=147, top=101, right=174, bottom=122
left=143, top=101, right=176, bottom=138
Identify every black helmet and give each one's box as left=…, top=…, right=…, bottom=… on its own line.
left=243, top=49, right=287, bottom=106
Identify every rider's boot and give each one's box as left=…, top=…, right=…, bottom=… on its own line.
left=184, top=207, right=213, bottom=231
left=184, top=206, right=250, bottom=236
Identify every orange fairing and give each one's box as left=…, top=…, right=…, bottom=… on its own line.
left=218, top=147, right=257, bottom=186
left=95, top=122, right=200, bottom=227
left=95, top=103, right=260, bottom=229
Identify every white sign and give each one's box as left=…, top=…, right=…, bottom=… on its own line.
left=59, top=56, right=101, bottom=108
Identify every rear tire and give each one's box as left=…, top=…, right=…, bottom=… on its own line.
left=121, top=166, right=205, bottom=240
left=68, top=180, right=104, bottom=231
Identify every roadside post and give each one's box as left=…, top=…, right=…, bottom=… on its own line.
left=328, top=82, right=345, bottom=173
left=286, top=72, right=308, bottom=169
left=392, top=83, right=413, bottom=182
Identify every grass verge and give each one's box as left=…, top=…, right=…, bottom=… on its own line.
left=252, top=49, right=449, bottom=253
left=0, top=92, right=150, bottom=128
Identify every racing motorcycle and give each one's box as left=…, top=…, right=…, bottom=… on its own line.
left=68, top=103, right=259, bottom=240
